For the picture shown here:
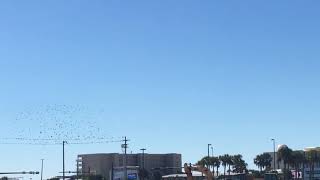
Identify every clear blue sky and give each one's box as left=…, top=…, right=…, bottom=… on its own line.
left=1, top=0, right=320, bottom=179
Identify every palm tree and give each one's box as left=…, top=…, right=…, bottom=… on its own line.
left=197, top=156, right=210, bottom=168
left=254, top=153, right=272, bottom=172
left=277, top=146, right=293, bottom=171
left=197, top=156, right=216, bottom=178
left=277, top=146, right=294, bottom=180
left=213, top=157, right=221, bottom=177
left=219, top=155, right=228, bottom=179
left=254, top=154, right=264, bottom=172
left=261, top=153, right=272, bottom=171
left=226, top=155, right=233, bottom=176
left=286, top=151, right=304, bottom=179
left=305, top=149, right=320, bottom=180
left=207, top=156, right=219, bottom=177
left=232, top=154, right=247, bottom=174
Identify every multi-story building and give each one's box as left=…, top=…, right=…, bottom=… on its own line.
left=77, top=153, right=182, bottom=180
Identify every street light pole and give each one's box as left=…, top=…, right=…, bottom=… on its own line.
left=271, top=139, right=276, bottom=171
left=140, top=148, right=146, bottom=180
left=140, top=148, right=146, bottom=169
left=208, top=144, right=212, bottom=158
left=40, top=159, right=44, bottom=180
left=63, top=141, right=67, bottom=180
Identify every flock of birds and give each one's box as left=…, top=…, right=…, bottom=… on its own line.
left=1, top=104, right=123, bottom=145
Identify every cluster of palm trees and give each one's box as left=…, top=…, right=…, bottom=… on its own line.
left=304, top=149, right=320, bottom=180
left=276, top=146, right=320, bottom=179
left=197, top=154, right=247, bottom=178
left=254, top=145, right=320, bottom=179
left=254, top=152, right=273, bottom=172
left=196, top=146, right=320, bottom=179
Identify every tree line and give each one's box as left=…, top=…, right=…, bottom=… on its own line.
left=254, top=145, right=320, bottom=179
left=197, top=154, right=248, bottom=178
left=197, top=146, right=320, bottom=180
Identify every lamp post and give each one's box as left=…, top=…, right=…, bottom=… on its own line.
left=140, top=148, right=146, bottom=180
left=63, top=141, right=67, bottom=180
left=208, top=144, right=212, bottom=158
left=40, top=159, right=44, bottom=180
left=271, top=139, right=276, bottom=171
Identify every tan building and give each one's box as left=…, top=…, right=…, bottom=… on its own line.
left=77, top=153, right=182, bottom=180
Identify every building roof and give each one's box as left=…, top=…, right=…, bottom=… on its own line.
left=78, top=153, right=181, bottom=156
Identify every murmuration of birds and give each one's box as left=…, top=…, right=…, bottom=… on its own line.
left=1, top=104, right=122, bottom=145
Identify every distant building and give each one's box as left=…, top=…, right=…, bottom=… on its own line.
left=77, top=153, right=182, bottom=180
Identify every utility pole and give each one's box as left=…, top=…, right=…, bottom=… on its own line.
left=122, top=137, right=129, bottom=180
left=271, top=139, right=276, bottom=171
left=40, top=159, right=44, bottom=180
left=63, top=141, right=67, bottom=180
